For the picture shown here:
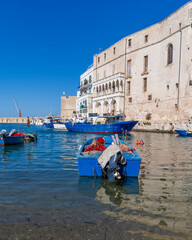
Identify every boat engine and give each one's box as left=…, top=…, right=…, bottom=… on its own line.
left=102, top=151, right=126, bottom=182
left=0, top=129, right=7, bottom=139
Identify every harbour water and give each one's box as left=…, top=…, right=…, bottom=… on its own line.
left=0, top=124, right=192, bottom=239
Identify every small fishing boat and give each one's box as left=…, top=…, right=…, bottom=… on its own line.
left=0, top=129, right=24, bottom=146
left=175, top=129, right=192, bottom=136
left=65, top=115, right=138, bottom=133
left=77, top=136, right=142, bottom=181
left=44, top=115, right=62, bottom=128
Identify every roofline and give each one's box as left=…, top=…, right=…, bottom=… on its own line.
left=94, top=1, right=192, bottom=56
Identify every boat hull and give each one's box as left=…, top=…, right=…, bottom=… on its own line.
left=0, top=135, right=24, bottom=146
left=77, top=136, right=142, bottom=177
left=175, top=129, right=192, bottom=136
left=53, top=123, right=67, bottom=130
left=65, top=121, right=138, bottom=133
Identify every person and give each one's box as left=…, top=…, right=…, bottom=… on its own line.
left=27, top=117, right=30, bottom=127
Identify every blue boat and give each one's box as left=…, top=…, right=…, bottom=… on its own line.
left=44, top=115, right=62, bottom=128
left=77, top=136, right=142, bottom=180
left=0, top=129, right=24, bottom=146
left=65, top=115, right=138, bottom=133
left=175, top=129, right=192, bottom=136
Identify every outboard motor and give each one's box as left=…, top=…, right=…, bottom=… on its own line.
left=103, top=151, right=126, bottom=182
left=0, top=129, right=7, bottom=139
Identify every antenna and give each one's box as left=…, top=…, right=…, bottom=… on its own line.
left=13, top=96, right=21, bottom=117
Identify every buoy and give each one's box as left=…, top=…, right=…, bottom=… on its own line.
left=136, top=140, right=139, bottom=145
left=140, top=140, right=144, bottom=145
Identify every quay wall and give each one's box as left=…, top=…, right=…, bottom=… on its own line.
left=0, top=117, right=41, bottom=124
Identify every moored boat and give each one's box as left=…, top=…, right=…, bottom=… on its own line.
left=175, top=129, right=192, bottom=136
left=65, top=115, right=138, bottom=133
left=53, top=123, right=67, bottom=130
left=0, top=129, right=24, bottom=146
left=77, top=136, right=142, bottom=181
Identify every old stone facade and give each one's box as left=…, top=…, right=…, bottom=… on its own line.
left=91, top=1, right=192, bottom=121
left=61, top=96, right=76, bottom=119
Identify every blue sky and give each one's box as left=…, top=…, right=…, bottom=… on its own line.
left=0, top=0, right=190, bottom=117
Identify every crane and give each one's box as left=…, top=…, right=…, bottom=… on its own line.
left=13, top=96, right=21, bottom=117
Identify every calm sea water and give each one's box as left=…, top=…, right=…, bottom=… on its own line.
left=0, top=124, right=191, bottom=240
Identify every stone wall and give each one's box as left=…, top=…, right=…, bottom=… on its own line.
left=61, top=96, right=76, bottom=118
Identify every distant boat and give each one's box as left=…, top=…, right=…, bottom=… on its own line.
left=175, top=129, right=192, bottom=136
left=44, top=115, right=62, bottom=128
left=0, top=129, right=24, bottom=146
left=30, top=119, right=44, bottom=126
left=53, top=123, right=67, bottom=130
left=77, top=136, right=142, bottom=180
left=65, top=115, right=138, bottom=133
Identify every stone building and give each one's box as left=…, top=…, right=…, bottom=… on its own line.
left=76, top=65, right=93, bottom=118
left=61, top=96, right=76, bottom=119
left=91, top=1, right=192, bottom=121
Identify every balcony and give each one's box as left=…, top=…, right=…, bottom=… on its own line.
left=78, top=80, right=92, bottom=90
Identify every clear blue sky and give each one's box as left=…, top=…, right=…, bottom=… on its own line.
left=0, top=0, right=190, bottom=117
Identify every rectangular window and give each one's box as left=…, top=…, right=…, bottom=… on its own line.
left=104, top=53, right=106, bottom=60
left=143, top=78, right=147, bottom=92
left=128, top=39, right=132, bottom=47
left=103, top=70, right=106, bottom=78
left=89, top=75, right=92, bottom=83
left=128, top=97, right=132, bottom=103
left=113, top=47, right=116, bottom=54
left=127, top=59, right=131, bottom=77
left=98, top=57, right=100, bottom=63
left=148, top=95, right=152, bottom=101
left=89, top=88, right=91, bottom=93
left=145, top=35, right=148, bottom=42
left=144, top=55, right=148, bottom=72
left=127, top=81, right=131, bottom=95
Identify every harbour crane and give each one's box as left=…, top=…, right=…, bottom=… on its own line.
left=13, top=96, right=21, bottom=117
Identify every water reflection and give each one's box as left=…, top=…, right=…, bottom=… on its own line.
left=78, top=177, right=139, bottom=206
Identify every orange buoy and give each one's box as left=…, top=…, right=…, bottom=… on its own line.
left=136, top=140, right=139, bottom=145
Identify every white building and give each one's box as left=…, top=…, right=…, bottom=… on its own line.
left=91, top=1, right=192, bottom=121
left=76, top=65, right=93, bottom=118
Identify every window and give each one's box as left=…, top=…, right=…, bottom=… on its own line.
left=128, top=97, right=132, bottom=103
left=127, top=81, right=131, bottom=95
left=148, top=95, right=152, bottom=101
left=189, top=80, right=192, bottom=86
left=145, top=35, right=148, bottom=43
left=167, top=44, right=173, bottom=65
left=98, top=57, right=100, bottom=63
left=127, top=60, right=131, bottom=77
left=144, top=55, right=148, bottom=72
left=143, top=78, right=147, bottom=92
left=128, top=39, right=132, bottom=47
left=167, top=84, right=169, bottom=90
left=113, top=47, right=116, bottom=54
left=104, top=53, right=106, bottom=60
left=103, top=70, right=106, bottom=78
left=89, top=75, right=92, bottom=83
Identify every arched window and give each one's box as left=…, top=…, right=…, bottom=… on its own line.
left=167, top=44, right=173, bottom=65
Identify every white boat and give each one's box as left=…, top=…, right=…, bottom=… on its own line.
left=30, top=119, right=44, bottom=126
left=53, top=123, right=67, bottom=130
